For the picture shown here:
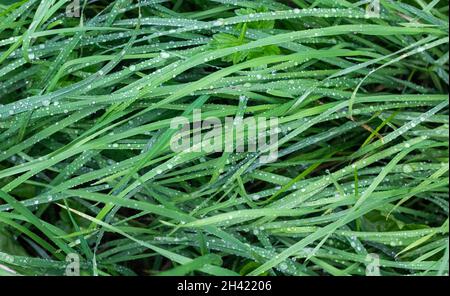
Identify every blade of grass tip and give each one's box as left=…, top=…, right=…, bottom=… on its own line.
left=259, top=154, right=330, bottom=205
left=353, top=167, right=359, bottom=200
left=287, top=35, right=439, bottom=114
left=248, top=139, right=426, bottom=275
left=347, top=37, right=449, bottom=118
left=437, top=236, right=449, bottom=276
left=396, top=232, right=436, bottom=258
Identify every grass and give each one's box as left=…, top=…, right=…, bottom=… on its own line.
left=0, top=0, right=448, bottom=276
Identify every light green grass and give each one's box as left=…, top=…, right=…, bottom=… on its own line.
left=0, top=0, right=448, bottom=276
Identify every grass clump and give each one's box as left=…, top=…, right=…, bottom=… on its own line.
left=0, top=0, right=448, bottom=276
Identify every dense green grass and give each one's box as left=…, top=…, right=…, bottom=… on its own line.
left=0, top=0, right=448, bottom=276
